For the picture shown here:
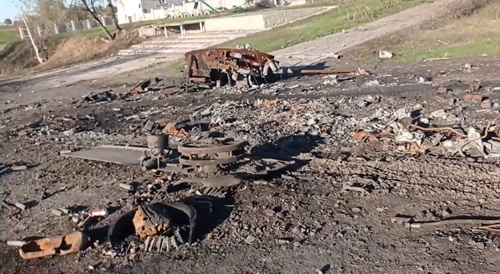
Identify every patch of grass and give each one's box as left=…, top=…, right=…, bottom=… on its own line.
left=167, top=61, right=185, bottom=74
left=352, top=0, right=500, bottom=62
left=217, top=0, right=426, bottom=52
left=0, top=28, right=20, bottom=50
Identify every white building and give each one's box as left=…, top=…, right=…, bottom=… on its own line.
left=115, top=0, right=247, bottom=24
left=115, top=0, right=180, bottom=24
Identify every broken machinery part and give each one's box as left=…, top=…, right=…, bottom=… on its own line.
left=130, top=79, right=152, bottom=94
left=19, top=231, right=90, bottom=260
left=140, top=134, right=170, bottom=171
left=177, top=138, right=246, bottom=174
left=108, top=201, right=197, bottom=248
left=133, top=204, right=174, bottom=240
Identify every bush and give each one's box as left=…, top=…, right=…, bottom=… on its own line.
left=444, top=0, right=492, bottom=18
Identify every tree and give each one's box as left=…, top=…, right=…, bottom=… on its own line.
left=74, top=0, right=121, bottom=41
left=65, top=3, right=92, bottom=21
left=4, top=18, right=12, bottom=25
left=18, top=0, right=46, bottom=64
left=106, top=0, right=121, bottom=32
left=35, top=0, right=67, bottom=25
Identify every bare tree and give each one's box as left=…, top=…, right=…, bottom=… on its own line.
left=17, top=0, right=45, bottom=64
left=36, top=0, right=67, bottom=25
left=74, top=0, right=122, bottom=40
left=77, top=0, right=115, bottom=40
left=107, top=0, right=121, bottom=32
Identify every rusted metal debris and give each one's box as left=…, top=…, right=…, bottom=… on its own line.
left=182, top=48, right=281, bottom=89
left=19, top=231, right=90, bottom=260
left=177, top=138, right=246, bottom=174
left=163, top=121, right=189, bottom=138
left=130, top=79, right=151, bottom=94
left=180, top=48, right=369, bottom=90
left=300, top=68, right=357, bottom=75
left=108, top=200, right=198, bottom=248
left=133, top=204, right=175, bottom=240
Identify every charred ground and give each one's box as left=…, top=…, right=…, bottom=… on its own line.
left=1, top=57, right=500, bottom=274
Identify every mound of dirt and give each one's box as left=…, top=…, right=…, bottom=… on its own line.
left=39, top=30, right=142, bottom=71
left=0, top=30, right=142, bottom=76
left=0, top=40, right=40, bottom=75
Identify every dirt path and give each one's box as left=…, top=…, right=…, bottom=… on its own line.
left=273, top=0, right=453, bottom=66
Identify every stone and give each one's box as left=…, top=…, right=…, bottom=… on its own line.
left=352, top=207, right=362, bottom=213
left=264, top=208, right=275, bottom=217
left=481, top=99, right=493, bottom=109
left=245, top=235, right=257, bottom=244
left=463, top=93, right=483, bottom=103
left=436, top=86, right=450, bottom=95
left=378, top=51, right=393, bottom=59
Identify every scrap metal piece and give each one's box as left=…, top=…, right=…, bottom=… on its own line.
left=146, top=134, right=169, bottom=149
left=130, top=79, right=151, bottom=94
left=163, top=122, right=189, bottom=138
left=177, top=139, right=246, bottom=172
left=133, top=204, right=173, bottom=240
left=61, top=145, right=149, bottom=166
left=19, top=231, right=90, bottom=260
left=174, top=174, right=242, bottom=188
left=108, top=201, right=197, bottom=248
left=300, top=68, right=357, bottom=74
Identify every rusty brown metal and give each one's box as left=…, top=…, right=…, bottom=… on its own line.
left=130, top=79, right=151, bottom=94
left=183, top=48, right=281, bottom=89
left=133, top=204, right=173, bottom=240
left=300, top=68, right=357, bottom=74
left=177, top=139, right=246, bottom=173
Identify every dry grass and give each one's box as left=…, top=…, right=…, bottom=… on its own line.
left=217, top=0, right=425, bottom=52
left=0, top=30, right=141, bottom=75
left=443, top=0, right=493, bottom=18
left=346, top=0, right=500, bottom=62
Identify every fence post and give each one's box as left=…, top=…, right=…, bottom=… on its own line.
left=101, top=17, right=106, bottom=25
left=37, top=26, right=42, bottom=37
left=71, top=20, right=76, bottom=31
left=19, top=26, right=24, bottom=40
left=54, top=23, right=59, bottom=34
left=86, top=19, right=92, bottom=29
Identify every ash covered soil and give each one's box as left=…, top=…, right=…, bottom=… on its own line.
left=1, top=58, right=500, bottom=274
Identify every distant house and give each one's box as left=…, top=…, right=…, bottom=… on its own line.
left=116, top=0, right=182, bottom=24
left=116, top=0, right=248, bottom=24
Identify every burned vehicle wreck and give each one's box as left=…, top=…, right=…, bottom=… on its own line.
left=182, top=48, right=282, bottom=89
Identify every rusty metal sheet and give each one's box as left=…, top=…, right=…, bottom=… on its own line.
left=61, top=145, right=148, bottom=165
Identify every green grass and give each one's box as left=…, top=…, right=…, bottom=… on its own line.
left=0, top=28, right=20, bottom=50
left=352, top=1, right=500, bottom=62
left=217, top=0, right=425, bottom=52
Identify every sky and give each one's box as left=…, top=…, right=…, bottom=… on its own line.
left=0, top=0, right=19, bottom=21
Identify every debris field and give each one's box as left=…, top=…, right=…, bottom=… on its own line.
left=1, top=52, right=500, bottom=273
